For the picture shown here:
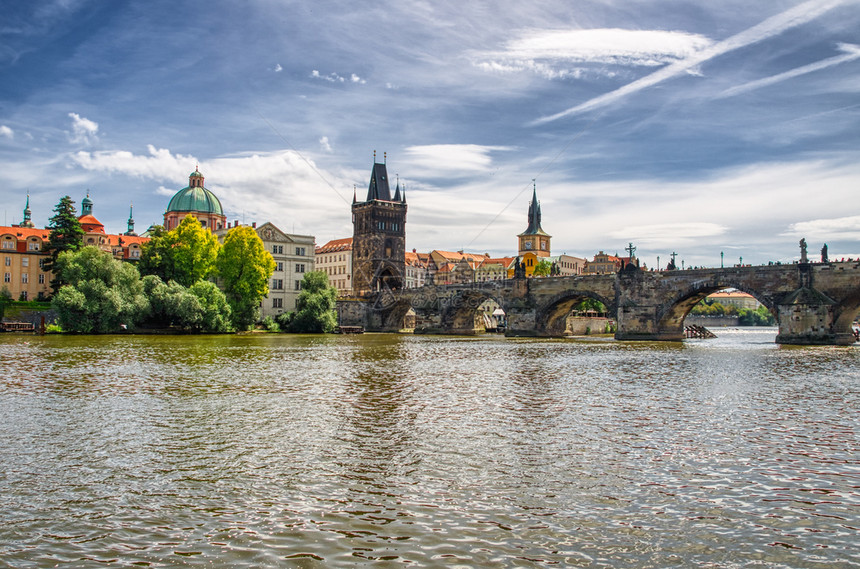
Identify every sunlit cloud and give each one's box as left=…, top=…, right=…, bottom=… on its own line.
left=67, top=112, right=99, bottom=145
left=783, top=215, right=860, bottom=240
left=319, top=136, right=332, bottom=152
left=0, top=125, right=13, bottom=139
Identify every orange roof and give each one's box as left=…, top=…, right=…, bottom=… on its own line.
left=0, top=226, right=50, bottom=240
left=78, top=214, right=106, bottom=233
left=478, top=256, right=515, bottom=268
left=316, top=237, right=353, bottom=253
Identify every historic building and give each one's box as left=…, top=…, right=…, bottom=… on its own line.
left=216, top=221, right=315, bottom=319
left=1, top=194, right=147, bottom=300
left=351, top=157, right=407, bottom=295
left=315, top=237, right=353, bottom=296
left=404, top=250, right=430, bottom=288
left=163, top=167, right=226, bottom=232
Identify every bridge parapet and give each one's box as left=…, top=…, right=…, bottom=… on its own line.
left=341, top=262, right=860, bottom=345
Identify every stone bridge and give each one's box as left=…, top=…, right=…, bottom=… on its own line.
left=338, top=261, right=860, bottom=345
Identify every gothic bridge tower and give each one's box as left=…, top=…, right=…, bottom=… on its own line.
left=351, top=155, right=407, bottom=295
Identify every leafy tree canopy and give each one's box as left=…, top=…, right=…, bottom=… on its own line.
left=52, top=246, right=148, bottom=333
left=533, top=259, right=553, bottom=277
left=141, top=275, right=232, bottom=332
left=290, top=271, right=338, bottom=333
left=215, top=225, right=275, bottom=330
left=139, top=216, right=220, bottom=287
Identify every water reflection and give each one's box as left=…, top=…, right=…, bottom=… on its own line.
left=0, top=330, right=857, bottom=567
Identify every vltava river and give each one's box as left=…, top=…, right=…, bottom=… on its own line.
left=0, top=329, right=857, bottom=568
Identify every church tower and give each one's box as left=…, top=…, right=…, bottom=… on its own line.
left=517, top=182, right=551, bottom=257
left=16, top=194, right=34, bottom=228
left=351, top=154, right=407, bottom=295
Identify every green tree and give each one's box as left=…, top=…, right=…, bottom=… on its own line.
left=139, top=216, right=220, bottom=287
left=533, top=259, right=552, bottom=277
left=138, top=225, right=178, bottom=283
left=290, top=271, right=337, bottom=333
left=141, top=275, right=231, bottom=332
left=215, top=225, right=275, bottom=330
left=0, top=287, right=12, bottom=320
left=52, top=246, right=149, bottom=333
left=44, top=196, right=85, bottom=291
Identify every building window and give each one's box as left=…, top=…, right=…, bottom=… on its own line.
left=4, top=256, right=9, bottom=266
left=3, top=273, right=9, bottom=283
left=295, top=280, right=301, bottom=290
left=22, top=273, right=28, bottom=283
left=22, top=257, right=28, bottom=267
left=296, top=263, right=305, bottom=273
left=272, top=298, right=283, bottom=309
left=272, top=279, right=283, bottom=290
left=296, top=247, right=305, bottom=256
left=2, top=239, right=14, bottom=250
left=272, top=245, right=283, bottom=255
left=19, top=291, right=27, bottom=300
left=39, top=274, right=45, bottom=284
left=276, top=262, right=283, bottom=271
left=28, top=241, right=40, bottom=251
left=131, top=249, right=140, bottom=258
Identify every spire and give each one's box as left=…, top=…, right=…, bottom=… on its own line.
left=521, top=180, right=547, bottom=236
left=125, top=203, right=136, bottom=236
left=19, top=193, right=34, bottom=228
left=366, top=160, right=392, bottom=201
left=393, top=175, right=402, bottom=201
left=353, top=184, right=357, bottom=204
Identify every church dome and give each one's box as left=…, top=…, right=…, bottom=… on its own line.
left=166, top=186, right=224, bottom=215
left=165, top=168, right=223, bottom=216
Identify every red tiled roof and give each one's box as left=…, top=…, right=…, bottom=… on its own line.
left=0, top=226, right=50, bottom=240
left=316, top=237, right=353, bottom=253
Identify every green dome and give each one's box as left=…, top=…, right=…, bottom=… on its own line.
left=166, top=185, right=223, bottom=215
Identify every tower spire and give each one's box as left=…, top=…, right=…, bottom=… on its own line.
left=19, top=193, right=34, bottom=228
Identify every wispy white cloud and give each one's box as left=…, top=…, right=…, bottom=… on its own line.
left=474, top=29, right=711, bottom=80
left=402, top=144, right=513, bottom=175
left=67, top=112, right=99, bottom=145
left=319, top=136, right=332, bottom=152
left=533, top=0, right=848, bottom=124
left=783, top=215, right=860, bottom=240
left=274, top=63, right=283, bottom=72
left=719, top=42, right=860, bottom=98
left=0, top=125, right=13, bottom=139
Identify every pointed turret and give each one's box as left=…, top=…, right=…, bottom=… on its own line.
left=125, top=203, right=137, bottom=236
left=523, top=182, right=544, bottom=235
left=393, top=175, right=402, bottom=202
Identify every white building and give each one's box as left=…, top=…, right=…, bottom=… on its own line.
left=315, top=237, right=353, bottom=296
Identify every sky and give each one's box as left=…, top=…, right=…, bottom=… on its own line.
left=1, top=0, right=859, bottom=268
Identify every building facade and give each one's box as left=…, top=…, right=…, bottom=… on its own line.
left=1, top=194, right=147, bottom=301
left=316, top=237, right=353, bottom=296
left=351, top=159, right=407, bottom=295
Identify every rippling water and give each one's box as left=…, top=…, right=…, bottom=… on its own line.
left=0, top=329, right=858, bottom=568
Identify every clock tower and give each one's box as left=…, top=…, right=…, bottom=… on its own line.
left=517, top=182, right=551, bottom=257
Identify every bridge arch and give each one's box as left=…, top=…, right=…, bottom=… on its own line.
left=536, top=290, right=616, bottom=337
left=439, top=288, right=506, bottom=335
left=656, top=280, right=775, bottom=336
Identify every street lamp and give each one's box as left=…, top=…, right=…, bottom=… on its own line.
left=721, top=251, right=724, bottom=268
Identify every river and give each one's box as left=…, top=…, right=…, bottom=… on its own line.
left=0, top=329, right=857, bottom=568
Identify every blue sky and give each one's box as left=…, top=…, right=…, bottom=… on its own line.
left=1, top=0, right=859, bottom=267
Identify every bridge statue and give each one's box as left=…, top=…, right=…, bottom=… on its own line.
left=821, top=243, right=829, bottom=263
left=800, top=238, right=808, bottom=263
